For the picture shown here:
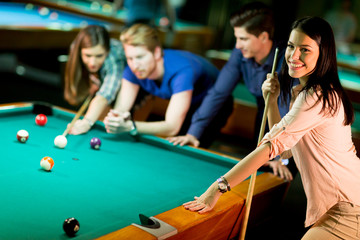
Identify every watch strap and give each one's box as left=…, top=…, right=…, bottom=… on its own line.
left=129, top=119, right=139, bottom=136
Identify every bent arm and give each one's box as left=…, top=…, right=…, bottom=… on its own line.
left=135, top=90, right=192, bottom=136
left=84, top=95, right=109, bottom=123
left=225, top=143, right=271, bottom=188
left=187, top=52, right=241, bottom=139
left=184, top=143, right=271, bottom=213
left=262, top=72, right=281, bottom=129
left=114, top=78, right=139, bottom=112
left=68, top=95, right=109, bottom=135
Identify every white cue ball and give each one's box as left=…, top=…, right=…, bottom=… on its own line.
left=54, top=135, right=67, bottom=149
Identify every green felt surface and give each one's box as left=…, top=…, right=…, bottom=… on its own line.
left=0, top=104, right=239, bottom=240
left=354, top=111, right=360, bottom=132
left=232, top=83, right=257, bottom=105
left=41, top=0, right=205, bottom=30
left=338, top=70, right=360, bottom=92
left=337, top=52, right=360, bottom=67
left=0, top=2, right=108, bottom=29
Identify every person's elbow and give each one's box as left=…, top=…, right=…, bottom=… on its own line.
left=94, top=93, right=111, bottom=105
left=163, top=121, right=183, bottom=137
left=165, top=126, right=182, bottom=137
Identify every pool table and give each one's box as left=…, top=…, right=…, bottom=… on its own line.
left=0, top=1, right=122, bottom=50
left=1, top=0, right=215, bottom=54
left=337, top=52, right=360, bottom=74
left=28, top=0, right=215, bottom=54
left=0, top=102, right=289, bottom=240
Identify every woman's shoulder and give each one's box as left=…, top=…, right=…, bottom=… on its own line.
left=110, top=39, right=122, bottom=47
left=292, top=86, right=324, bottom=110
left=109, top=39, right=125, bottom=55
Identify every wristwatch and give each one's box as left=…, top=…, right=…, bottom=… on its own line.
left=129, top=119, right=138, bottom=136
left=217, top=176, right=231, bottom=193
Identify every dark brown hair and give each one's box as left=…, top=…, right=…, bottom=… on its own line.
left=64, top=25, right=110, bottom=105
left=280, top=16, right=354, bottom=125
left=230, top=2, right=274, bottom=40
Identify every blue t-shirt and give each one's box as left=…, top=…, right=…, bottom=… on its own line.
left=123, top=49, right=219, bottom=105
left=188, top=42, right=296, bottom=139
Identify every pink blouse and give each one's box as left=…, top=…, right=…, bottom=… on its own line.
left=260, top=89, right=360, bottom=227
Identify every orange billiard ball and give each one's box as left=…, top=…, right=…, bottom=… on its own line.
left=40, top=156, right=54, bottom=171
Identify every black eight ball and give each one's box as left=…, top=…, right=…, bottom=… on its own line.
left=63, top=217, right=80, bottom=236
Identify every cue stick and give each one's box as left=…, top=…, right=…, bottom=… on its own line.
left=238, top=48, right=279, bottom=240
left=62, top=94, right=92, bottom=137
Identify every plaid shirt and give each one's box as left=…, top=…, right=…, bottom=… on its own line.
left=97, top=39, right=126, bottom=103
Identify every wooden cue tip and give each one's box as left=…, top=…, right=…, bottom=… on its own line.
left=271, top=47, right=279, bottom=75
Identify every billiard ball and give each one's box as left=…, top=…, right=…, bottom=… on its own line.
left=25, top=3, right=34, bottom=11
left=102, top=3, right=112, bottom=13
left=90, top=137, right=101, bottom=150
left=63, top=217, right=80, bottom=236
left=49, top=12, right=58, bottom=20
left=90, top=1, right=100, bottom=10
left=40, top=156, right=54, bottom=171
left=159, top=17, right=170, bottom=27
left=38, top=6, right=49, bottom=16
left=17, top=129, right=29, bottom=143
left=54, top=135, right=67, bottom=149
left=35, top=114, right=47, bottom=126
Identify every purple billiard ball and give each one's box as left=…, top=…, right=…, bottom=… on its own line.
left=90, top=137, right=101, bottom=150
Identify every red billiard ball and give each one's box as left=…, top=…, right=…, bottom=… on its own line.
left=63, top=217, right=80, bottom=236
left=40, top=156, right=54, bottom=171
left=17, top=129, right=29, bottom=143
left=35, top=114, right=47, bottom=126
left=90, top=137, right=101, bottom=150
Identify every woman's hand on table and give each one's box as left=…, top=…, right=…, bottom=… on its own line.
left=183, top=182, right=221, bottom=214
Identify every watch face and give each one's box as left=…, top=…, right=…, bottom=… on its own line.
left=217, top=177, right=228, bottom=193
left=219, top=182, right=227, bottom=190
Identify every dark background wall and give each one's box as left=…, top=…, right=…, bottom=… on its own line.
left=180, top=0, right=360, bottom=49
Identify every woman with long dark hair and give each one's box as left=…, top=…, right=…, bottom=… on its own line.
left=64, top=25, right=126, bottom=135
left=184, top=16, right=359, bottom=239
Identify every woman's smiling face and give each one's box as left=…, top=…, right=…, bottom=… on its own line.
left=285, top=29, right=320, bottom=85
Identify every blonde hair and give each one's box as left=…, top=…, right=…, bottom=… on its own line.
left=64, top=25, right=110, bottom=105
left=120, top=24, right=161, bottom=52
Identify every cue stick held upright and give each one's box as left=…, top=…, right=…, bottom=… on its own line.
left=238, top=48, right=279, bottom=240
left=62, top=94, right=92, bottom=137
